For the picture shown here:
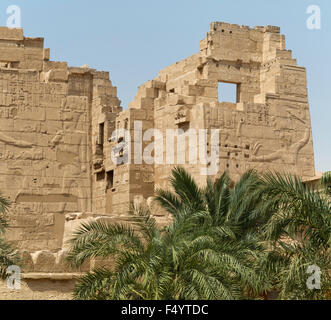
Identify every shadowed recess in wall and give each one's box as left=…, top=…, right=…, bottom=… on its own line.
left=16, top=194, right=78, bottom=203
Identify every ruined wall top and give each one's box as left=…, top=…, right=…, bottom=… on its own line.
left=209, top=22, right=281, bottom=34
left=0, top=27, right=115, bottom=86
left=200, top=22, right=287, bottom=64
left=0, top=27, right=24, bottom=41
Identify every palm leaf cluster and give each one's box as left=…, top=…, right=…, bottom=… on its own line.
left=0, top=194, right=21, bottom=279
left=67, top=168, right=330, bottom=300
left=257, top=173, right=331, bottom=299
left=68, top=169, right=270, bottom=300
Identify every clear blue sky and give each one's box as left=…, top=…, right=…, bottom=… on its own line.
left=0, top=0, right=329, bottom=172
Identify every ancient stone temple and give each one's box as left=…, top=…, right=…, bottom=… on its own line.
left=0, top=22, right=315, bottom=299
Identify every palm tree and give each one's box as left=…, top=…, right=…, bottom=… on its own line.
left=155, top=167, right=274, bottom=298
left=0, top=193, right=21, bottom=279
left=67, top=207, right=170, bottom=300
left=258, top=172, right=331, bottom=300
left=67, top=167, right=330, bottom=300
left=156, top=168, right=275, bottom=238
left=68, top=167, right=271, bottom=300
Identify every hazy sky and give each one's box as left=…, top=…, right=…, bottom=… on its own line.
left=0, top=0, right=329, bottom=172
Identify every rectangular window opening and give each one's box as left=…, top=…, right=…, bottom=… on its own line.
left=107, top=170, right=114, bottom=189
left=96, top=170, right=105, bottom=181
left=99, top=123, right=105, bottom=147
left=218, top=82, right=240, bottom=103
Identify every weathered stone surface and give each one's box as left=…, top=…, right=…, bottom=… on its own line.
left=32, top=251, right=56, bottom=273
left=20, top=250, right=34, bottom=273
left=0, top=278, right=76, bottom=300
left=0, top=22, right=316, bottom=299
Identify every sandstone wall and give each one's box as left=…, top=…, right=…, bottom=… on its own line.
left=0, top=23, right=316, bottom=299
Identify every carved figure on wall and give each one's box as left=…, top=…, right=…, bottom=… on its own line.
left=0, top=132, right=43, bottom=160
left=0, top=132, right=34, bottom=148
left=251, top=111, right=310, bottom=166
left=51, top=110, right=88, bottom=213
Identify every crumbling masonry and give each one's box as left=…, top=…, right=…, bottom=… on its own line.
left=0, top=22, right=315, bottom=299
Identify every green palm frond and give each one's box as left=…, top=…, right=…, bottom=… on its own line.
left=154, top=189, right=182, bottom=216
left=0, top=193, right=21, bottom=279
left=66, top=220, right=145, bottom=267
left=260, top=172, right=330, bottom=247
left=0, top=239, right=22, bottom=280
left=204, top=172, right=231, bottom=226
left=0, top=193, right=10, bottom=233
left=72, top=268, right=115, bottom=300
left=129, top=204, right=160, bottom=241
left=321, top=171, right=331, bottom=195
left=169, top=166, right=204, bottom=210
left=68, top=168, right=330, bottom=300
left=258, top=172, right=331, bottom=299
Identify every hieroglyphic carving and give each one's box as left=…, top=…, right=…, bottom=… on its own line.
left=280, top=69, right=307, bottom=96
left=0, top=106, right=17, bottom=118
left=50, top=108, right=88, bottom=213
left=251, top=110, right=311, bottom=166
left=0, top=24, right=316, bottom=271
left=0, top=132, right=43, bottom=160
left=245, top=103, right=270, bottom=126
